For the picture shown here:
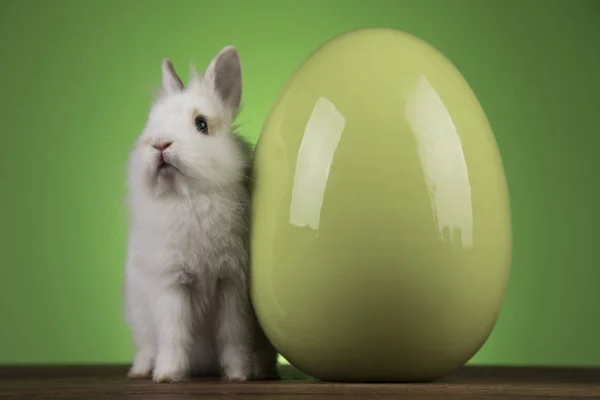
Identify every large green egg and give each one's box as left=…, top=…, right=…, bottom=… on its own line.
left=250, top=28, right=511, bottom=382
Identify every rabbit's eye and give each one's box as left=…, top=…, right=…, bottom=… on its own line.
left=194, top=116, right=209, bottom=135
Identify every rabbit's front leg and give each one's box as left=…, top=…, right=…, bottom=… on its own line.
left=216, top=277, right=252, bottom=381
left=125, top=270, right=156, bottom=379
left=127, top=313, right=156, bottom=379
left=152, top=284, right=194, bottom=383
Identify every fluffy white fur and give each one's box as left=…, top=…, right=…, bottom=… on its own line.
left=123, top=46, right=279, bottom=383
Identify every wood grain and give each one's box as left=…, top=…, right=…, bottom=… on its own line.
left=0, top=364, right=599, bottom=399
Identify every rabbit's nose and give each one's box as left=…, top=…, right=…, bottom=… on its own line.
left=153, top=141, right=173, bottom=151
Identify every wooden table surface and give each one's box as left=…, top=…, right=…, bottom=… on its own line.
left=1, top=364, right=599, bottom=399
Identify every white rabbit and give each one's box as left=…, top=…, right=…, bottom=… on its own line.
left=123, top=46, right=279, bottom=383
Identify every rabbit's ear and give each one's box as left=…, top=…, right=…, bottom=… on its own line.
left=204, top=46, right=242, bottom=114
left=161, top=59, right=184, bottom=94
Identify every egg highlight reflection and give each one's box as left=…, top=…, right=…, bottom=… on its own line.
left=250, top=28, right=512, bottom=382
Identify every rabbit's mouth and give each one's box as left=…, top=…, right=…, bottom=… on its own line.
left=154, top=150, right=182, bottom=176
left=157, top=159, right=179, bottom=174
left=157, top=152, right=176, bottom=170
left=158, top=162, right=175, bottom=171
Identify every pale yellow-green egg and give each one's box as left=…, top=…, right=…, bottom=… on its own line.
left=250, top=28, right=512, bottom=382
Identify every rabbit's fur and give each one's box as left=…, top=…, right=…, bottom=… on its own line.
left=123, top=47, right=279, bottom=383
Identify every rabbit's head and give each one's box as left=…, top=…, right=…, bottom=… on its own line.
left=128, top=46, right=250, bottom=197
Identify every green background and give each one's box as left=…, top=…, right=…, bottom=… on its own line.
left=1, top=0, right=599, bottom=367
